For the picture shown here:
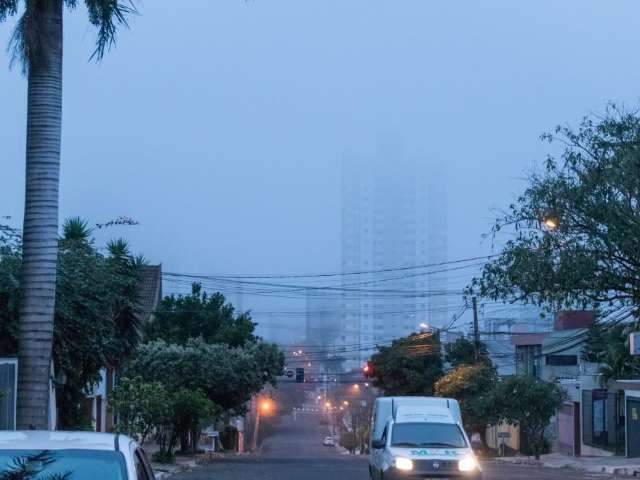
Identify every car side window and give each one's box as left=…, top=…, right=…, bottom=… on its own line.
left=134, top=449, right=155, bottom=480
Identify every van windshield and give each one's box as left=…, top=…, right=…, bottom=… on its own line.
left=391, top=422, right=467, bottom=448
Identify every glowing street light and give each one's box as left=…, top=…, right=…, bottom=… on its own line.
left=542, top=214, right=559, bottom=231
left=325, top=401, right=332, bottom=409
left=419, top=322, right=429, bottom=331
left=260, top=399, right=273, bottom=414
left=343, top=400, right=349, bottom=406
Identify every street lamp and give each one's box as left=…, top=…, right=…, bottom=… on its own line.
left=542, top=213, right=559, bottom=231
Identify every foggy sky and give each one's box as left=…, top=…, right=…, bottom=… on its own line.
left=3, top=1, right=640, bottom=342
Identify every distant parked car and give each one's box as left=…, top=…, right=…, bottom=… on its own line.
left=0, top=431, right=155, bottom=479
left=323, top=436, right=335, bottom=447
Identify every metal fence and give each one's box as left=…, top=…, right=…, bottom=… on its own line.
left=582, top=389, right=624, bottom=454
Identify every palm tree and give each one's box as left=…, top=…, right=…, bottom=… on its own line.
left=1, top=0, right=137, bottom=429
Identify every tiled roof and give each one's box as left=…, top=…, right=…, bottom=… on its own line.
left=137, top=264, right=162, bottom=323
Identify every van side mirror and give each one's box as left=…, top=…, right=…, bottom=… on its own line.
left=371, top=439, right=385, bottom=449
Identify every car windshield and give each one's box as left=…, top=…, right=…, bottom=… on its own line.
left=391, top=423, right=467, bottom=448
left=0, top=450, right=127, bottom=479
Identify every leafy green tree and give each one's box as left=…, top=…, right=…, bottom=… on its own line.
left=339, top=431, right=357, bottom=454
left=491, top=376, right=565, bottom=459
left=470, top=105, right=640, bottom=317
left=369, top=332, right=443, bottom=396
left=584, top=322, right=640, bottom=386
left=0, top=218, right=145, bottom=428
left=144, top=283, right=256, bottom=347
left=171, top=388, right=219, bottom=454
left=124, top=339, right=284, bottom=413
left=444, top=337, right=489, bottom=367
left=108, top=376, right=170, bottom=445
left=434, top=364, right=499, bottom=448
left=1, top=0, right=137, bottom=429
left=0, top=225, right=20, bottom=356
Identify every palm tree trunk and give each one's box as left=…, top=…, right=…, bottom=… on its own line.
left=16, top=0, right=63, bottom=430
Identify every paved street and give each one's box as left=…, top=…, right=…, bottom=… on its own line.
left=173, top=412, right=625, bottom=480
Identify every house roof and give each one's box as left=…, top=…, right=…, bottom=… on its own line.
left=137, top=264, right=162, bottom=323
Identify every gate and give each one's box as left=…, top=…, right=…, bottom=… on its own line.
left=626, top=397, right=640, bottom=458
left=0, top=359, right=17, bottom=430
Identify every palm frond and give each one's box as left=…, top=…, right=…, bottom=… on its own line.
left=107, top=237, right=131, bottom=257
left=7, top=9, right=27, bottom=73
left=0, top=0, right=18, bottom=23
left=84, top=0, right=137, bottom=61
left=62, top=217, right=93, bottom=241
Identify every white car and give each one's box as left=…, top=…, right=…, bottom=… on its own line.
left=0, top=431, right=155, bottom=479
left=322, top=436, right=335, bottom=447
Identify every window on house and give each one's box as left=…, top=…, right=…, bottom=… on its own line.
left=546, top=354, right=578, bottom=366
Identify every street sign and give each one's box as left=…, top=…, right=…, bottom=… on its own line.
left=295, top=368, right=304, bottom=383
left=286, top=370, right=294, bottom=378
left=497, top=432, right=511, bottom=439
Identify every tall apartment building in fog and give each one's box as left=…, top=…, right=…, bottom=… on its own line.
left=339, top=153, right=447, bottom=370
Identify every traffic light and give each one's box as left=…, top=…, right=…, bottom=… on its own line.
left=295, top=367, right=304, bottom=383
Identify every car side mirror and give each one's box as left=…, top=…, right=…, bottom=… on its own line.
left=371, top=439, right=385, bottom=449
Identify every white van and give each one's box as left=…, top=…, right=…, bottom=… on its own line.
left=369, top=397, right=481, bottom=480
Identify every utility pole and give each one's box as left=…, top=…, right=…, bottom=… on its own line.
left=472, top=297, right=480, bottom=363
left=251, top=401, right=261, bottom=452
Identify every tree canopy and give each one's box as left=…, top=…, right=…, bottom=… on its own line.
left=470, top=105, right=640, bottom=317
left=0, top=217, right=145, bottom=427
left=368, top=332, right=443, bottom=396
left=434, top=363, right=499, bottom=445
left=490, top=376, right=565, bottom=459
left=144, top=283, right=256, bottom=347
left=444, top=337, right=489, bottom=367
left=124, top=338, right=284, bottom=413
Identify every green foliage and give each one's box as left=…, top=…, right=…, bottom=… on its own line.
left=144, top=283, right=256, bottom=347
left=434, top=364, right=499, bottom=442
left=0, top=218, right=144, bottom=428
left=470, top=105, right=640, bottom=315
left=491, top=376, right=565, bottom=459
left=108, top=376, right=170, bottom=445
left=584, top=322, right=640, bottom=386
left=369, top=332, right=443, bottom=396
left=339, top=431, right=357, bottom=454
left=171, top=388, right=219, bottom=453
left=1, top=0, right=138, bottom=71
left=0, top=224, right=20, bottom=355
left=444, top=337, right=489, bottom=367
left=123, top=338, right=284, bottom=413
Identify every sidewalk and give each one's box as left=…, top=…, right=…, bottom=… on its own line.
left=495, top=453, right=640, bottom=476
left=151, top=450, right=242, bottom=478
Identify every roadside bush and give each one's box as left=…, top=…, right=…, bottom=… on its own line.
left=339, top=431, right=357, bottom=454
